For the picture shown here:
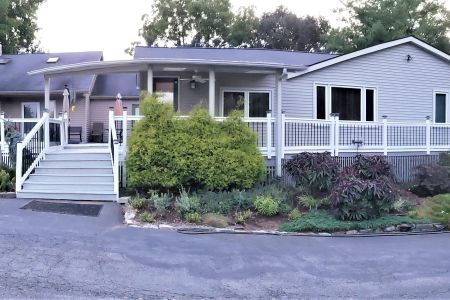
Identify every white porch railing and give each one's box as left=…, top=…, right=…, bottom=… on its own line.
left=14, top=112, right=68, bottom=191
left=111, top=111, right=450, bottom=183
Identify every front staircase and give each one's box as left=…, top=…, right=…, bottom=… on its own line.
left=16, top=144, right=117, bottom=201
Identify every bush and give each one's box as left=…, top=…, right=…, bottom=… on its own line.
left=151, top=192, right=172, bottom=216
left=279, top=210, right=430, bottom=233
left=139, top=211, right=154, bottom=223
left=254, top=195, right=279, bottom=216
left=129, top=197, right=148, bottom=210
left=175, top=189, right=200, bottom=216
left=350, top=155, right=394, bottom=180
left=0, top=169, right=13, bottom=192
left=184, top=212, right=202, bottom=223
left=420, top=194, right=450, bottom=225
left=392, top=198, right=415, bottom=213
left=331, top=176, right=398, bottom=221
left=298, top=195, right=321, bottom=211
left=203, top=213, right=229, bottom=228
left=235, top=210, right=253, bottom=225
left=411, top=163, right=450, bottom=197
left=284, top=152, right=339, bottom=196
left=126, top=95, right=265, bottom=191
left=288, top=208, right=302, bottom=221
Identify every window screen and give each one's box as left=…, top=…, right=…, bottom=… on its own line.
left=316, top=86, right=326, bottom=119
left=331, top=87, right=361, bottom=121
left=366, top=89, right=375, bottom=121
left=223, top=92, right=245, bottom=116
left=435, top=93, right=447, bottom=123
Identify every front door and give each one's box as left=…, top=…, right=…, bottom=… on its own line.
left=153, top=78, right=179, bottom=112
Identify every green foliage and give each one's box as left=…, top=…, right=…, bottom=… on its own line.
left=288, top=208, right=302, bottom=221
left=280, top=211, right=430, bottom=232
left=421, top=194, right=450, bottom=225
left=203, top=213, right=229, bottom=228
left=235, top=210, right=253, bottom=225
left=408, top=210, right=419, bottom=219
left=254, top=195, right=279, bottom=216
left=139, top=211, right=154, bottom=223
left=175, top=189, right=200, bottom=216
left=298, top=195, right=321, bottom=211
left=0, top=167, right=13, bottom=192
left=126, top=95, right=265, bottom=191
left=0, top=0, right=44, bottom=54
left=284, top=152, right=339, bottom=196
left=184, top=212, right=202, bottom=223
left=438, top=152, right=450, bottom=166
left=412, top=163, right=450, bottom=197
left=129, top=197, right=149, bottom=210
left=327, top=0, right=450, bottom=54
left=150, top=192, right=172, bottom=216
left=227, top=6, right=259, bottom=47
left=392, top=198, right=415, bottom=213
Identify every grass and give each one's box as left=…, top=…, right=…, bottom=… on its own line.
left=279, top=211, right=431, bottom=233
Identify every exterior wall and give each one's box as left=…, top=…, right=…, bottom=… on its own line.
left=283, top=43, right=450, bottom=121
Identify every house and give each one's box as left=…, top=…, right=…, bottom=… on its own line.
left=2, top=36, right=450, bottom=201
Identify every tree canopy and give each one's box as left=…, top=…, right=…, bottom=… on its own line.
left=0, top=0, right=44, bottom=54
left=327, top=0, right=450, bottom=53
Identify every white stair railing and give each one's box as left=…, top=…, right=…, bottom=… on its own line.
left=108, top=110, right=119, bottom=198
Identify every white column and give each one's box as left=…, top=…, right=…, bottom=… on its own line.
left=266, top=111, right=272, bottom=159
left=147, top=66, right=153, bottom=94
left=209, top=69, right=215, bottom=117
left=0, top=112, right=5, bottom=153
left=426, top=116, right=431, bottom=155
left=382, top=115, right=388, bottom=156
left=276, top=72, right=284, bottom=177
left=44, top=77, right=51, bottom=111
left=84, top=93, right=90, bottom=143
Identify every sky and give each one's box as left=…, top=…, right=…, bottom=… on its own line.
left=34, top=0, right=449, bottom=60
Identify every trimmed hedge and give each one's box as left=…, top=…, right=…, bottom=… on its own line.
left=126, top=95, right=265, bottom=190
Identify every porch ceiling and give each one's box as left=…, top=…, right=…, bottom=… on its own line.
left=28, top=58, right=306, bottom=78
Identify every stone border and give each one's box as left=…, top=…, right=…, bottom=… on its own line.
left=123, top=204, right=447, bottom=236
left=0, top=192, right=15, bottom=199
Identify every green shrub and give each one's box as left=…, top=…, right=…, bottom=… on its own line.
left=330, top=176, right=398, bottom=221
left=129, top=197, right=148, bottom=210
left=392, top=198, right=415, bottom=213
left=151, top=192, right=172, bottom=216
left=411, top=163, right=450, bottom=197
left=421, top=194, right=450, bottom=225
left=298, top=195, right=321, bottom=211
left=139, top=211, right=154, bottom=223
left=284, top=152, right=339, bottom=195
left=126, top=95, right=265, bottom=191
left=280, top=211, right=430, bottom=233
left=408, top=210, right=419, bottom=219
left=235, top=210, right=253, bottom=225
left=175, top=189, right=200, bottom=216
left=184, top=212, right=202, bottom=223
left=203, top=213, right=229, bottom=228
left=288, top=208, right=302, bottom=221
left=438, top=152, right=450, bottom=166
left=0, top=169, right=13, bottom=192
left=254, top=195, right=279, bottom=216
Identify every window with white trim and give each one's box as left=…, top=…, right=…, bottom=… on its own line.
left=315, top=85, right=376, bottom=121
left=222, top=90, right=271, bottom=118
left=434, top=92, right=448, bottom=123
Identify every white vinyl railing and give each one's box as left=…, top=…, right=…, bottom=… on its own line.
left=108, top=110, right=119, bottom=197
left=15, top=112, right=67, bottom=191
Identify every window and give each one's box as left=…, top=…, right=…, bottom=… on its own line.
left=435, top=92, right=447, bottom=123
left=132, top=104, right=140, bottom=116
left=222, top=90, right=271, bottom=118
left=314, top=84, right=377, bottom=121
left=153, top=78, right=178, bottom=112
left=22, top=102, right=40, bottom=134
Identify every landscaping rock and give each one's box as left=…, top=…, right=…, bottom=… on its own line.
left=433, top=224, right=446, bottom=231
left=346, top=230, right=358, bottom=235
left=396, top=224, right=414, bottom=232
left=414, top=224, right=436, bottom=232
left=358, top=229, right=373, bottom=234
left=318, top=232, right=331, bottom=236
left=384, top=226, right=396, bottom=232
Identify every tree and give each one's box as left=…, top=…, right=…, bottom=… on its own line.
left=257, top=6, right=330, bottom=51
left=226, top=6, right=259, bottom=48
left=0, top=0, right=44, bottom=54
left=327, top=0, right=450, bottom=54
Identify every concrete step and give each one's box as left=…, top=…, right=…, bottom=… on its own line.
left=39, top=160, right=112, bottom=168
left=16, top=190, right=117, bottom=201
left=23, top=182, right=114, bottom=192
left=46, top=153, right=110, bottom=160
left=64, top=144, right=108, bottom=149
left=34, top=167, right=113, bottom=175
left=27, top=174, right=114, bottom=184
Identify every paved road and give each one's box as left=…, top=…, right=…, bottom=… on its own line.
left=0, top=199, right=449, bottom=299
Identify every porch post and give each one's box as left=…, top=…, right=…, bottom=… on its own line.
left=276, top=70, right=285, bottom=177
left=209, top=68, right=215, bottom=117
left=426, top=116, right=431, bottom=155
left=0, top=112, right=5, bottom=153
left=147, top=66, right=153, bottom=94
left=84, top=93, right=90, bottom=143
left=44, top=76, right=51, bottom=110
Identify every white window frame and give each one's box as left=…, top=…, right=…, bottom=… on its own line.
left=313, top=83, right=378, bottom=121
left=433, top=90, right=450, bottom=123
left=220, top=88, right=272, bottom=118
left=21, top=102, right=41, bottom=119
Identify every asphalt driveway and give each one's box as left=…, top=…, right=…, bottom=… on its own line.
left=0, top=198, right=449, bottom=299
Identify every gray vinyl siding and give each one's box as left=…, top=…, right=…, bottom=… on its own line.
left=284, top=43, right=450, bottom=121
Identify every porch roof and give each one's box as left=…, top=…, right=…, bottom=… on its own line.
left=28, top=57, right=308, bottom=78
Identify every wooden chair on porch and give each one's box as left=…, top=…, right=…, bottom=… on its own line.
left=68, top=126, right=82, bottom=144
left=90, top=122, right=104, bottom=143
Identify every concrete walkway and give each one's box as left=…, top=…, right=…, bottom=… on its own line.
left=1, top=198, right=449, bottom=299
